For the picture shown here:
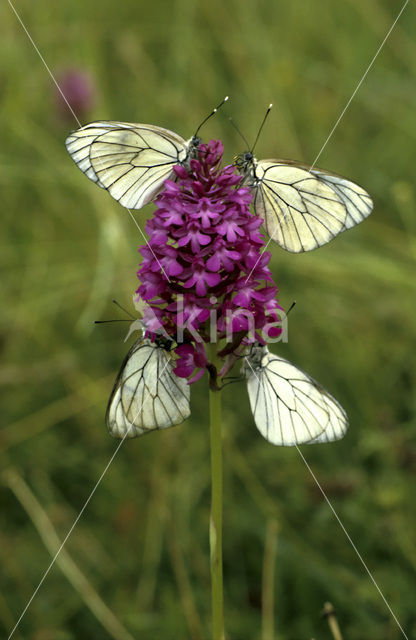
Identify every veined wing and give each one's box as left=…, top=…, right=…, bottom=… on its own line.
left=241, top=157, right=372, bottom=252
left=66, top=121, right=191, bottom=209
left=106, top=338, right=191, bottom=438
left=310, top=167, right=373, bottom=229
left=66, top=121, right=125, bottom=187
left=243, top=345, right=348, bottom=446
left=270, top=159, right=373, bottom=230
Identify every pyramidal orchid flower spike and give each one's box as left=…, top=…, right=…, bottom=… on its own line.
left=136, top=139, right=283, bottom=386
left=132, top=138, right=348, bottom=451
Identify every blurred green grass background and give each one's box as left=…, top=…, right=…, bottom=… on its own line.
left=1, top=1, right=416, bottom=638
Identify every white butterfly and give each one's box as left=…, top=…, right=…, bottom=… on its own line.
left=234, top=108, right=373, bottom=253
left=106, top=337, right=191, bottom=438
left=243, top=344, right=348, bottom=446
left=66, top=98, right=228, bottom=210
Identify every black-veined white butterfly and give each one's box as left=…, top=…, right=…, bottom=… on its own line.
left=242, top=344, right=348, bottom=446
left=234, top=106, right=373, bottom=253
left=106, top=336, right=191, bottom=438
left=66, top=98, right=228, bottom=210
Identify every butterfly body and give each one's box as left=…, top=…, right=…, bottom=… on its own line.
left=234, top=151, right=256, bottom=177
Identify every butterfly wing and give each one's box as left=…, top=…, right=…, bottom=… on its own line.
left=244, top=346, right=348, bottom=446
left=106, top=339, right=191, bottom=438
left=245, top=159, right=372, bottom=252
left=310, top=168, right=373, bottom=229
left=66, top=121, right=123, bottom=187
left=66, top=121, right=190, bottom=209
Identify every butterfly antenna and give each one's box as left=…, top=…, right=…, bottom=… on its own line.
left=112, top=299, right=136, bottom=320
left=220, top=376, right=244, bottom=388
left=286, top=300, right=296, bottom=316
left=251, top=103, right=273, bottom=153
left=228, top=116, right=250, bottom=149
left=194, top=96, right=229, bottom=137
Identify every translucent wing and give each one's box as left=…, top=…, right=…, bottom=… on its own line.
left=106, top=338, right=191, bottom=438
left=239, top=157, right=372, bottom=252
left=66, top=121, right=124, bottom=187
left=310, top=168, right=373, bottom=229
left=66, top=121, right=191, bottom=209
left=243, top=345, right=348, bottom=446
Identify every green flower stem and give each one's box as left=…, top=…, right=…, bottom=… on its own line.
left=209, top=343, right=225, bottom=640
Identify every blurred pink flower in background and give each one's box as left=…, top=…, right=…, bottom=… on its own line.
left=55, top=69, right=96, bottom=121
